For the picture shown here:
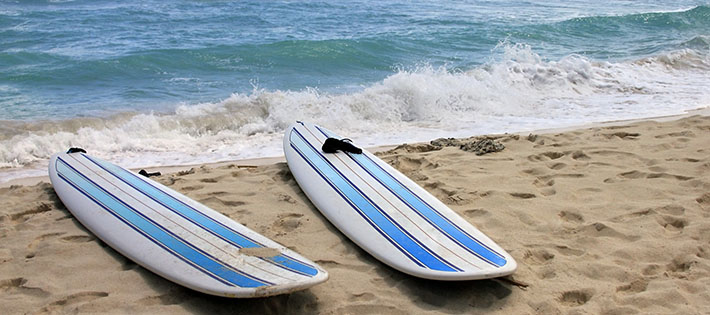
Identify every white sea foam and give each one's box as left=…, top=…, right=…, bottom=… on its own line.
left=2, top=44, right=709, bottom=183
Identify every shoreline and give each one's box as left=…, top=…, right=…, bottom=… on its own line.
left=2, top=111, right=709, bottom=313
left=3, top=107, right=707, bottom=189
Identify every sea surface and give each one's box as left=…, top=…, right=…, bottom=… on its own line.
left=1, top=0, right=709, bottom=182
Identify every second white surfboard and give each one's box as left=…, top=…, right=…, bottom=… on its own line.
left=284, top=121, right=516, bottom=280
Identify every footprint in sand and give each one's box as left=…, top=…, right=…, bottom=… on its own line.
left=423, top=181, right=458, bottom=200
left=654, top=130, right=695, bottom=139
left=272, top=167, right=295, bottom=182
left=533, top=178, right=555, bottom=187
left=0, top=277, right=27, bottom=292
left=39, top=291, right=110, bottom=313
left=527, top=151, right=565, bottom=162
left=350, top=292, right=377, bottom=302
left=666, top=256, right=697, bottom=276
left=26, top=232, right=66, bottom=258
left=577, top=222, right=640, bottom=241
left=548, top=162, right=566, bottom=170
left=697, top=193, right=710, bottom=210
left=554, top=245, right=585, bottom=257
left=571, top=150, right=590, bottom=161
left=522, top=167, right=550, bottom=176
left=27, top=232, right=65, bottom=250
left=558, top=211, right=584, bottom=224
left=648, top=166, right=667, bottom=172
left=198, top=196, right=246, bottom=208
left=199, top=175, right=226, bottom=183
left=606, top=170, right=694, bottom=183
left=277, top=193, right=298, bottom=204
left=610, top=209, right=654, bottom=223
left=522, top=248, right=555, bottom=265
left=463, top=208, right=489, bottom=218
left=0, top=277, right=50, bottom=298
left=603, top=132, right=640, bottom=140
left=646, top=172, right=693, bottom=181
left=10, top=203, right=53, bottom=225
left=537, top=266, right=557, bottom=279
left=618, top=170, right=646, bottom=179
left=696, top=246, right=709, bottom=259
left=616, top=279, right=648, bottom=294
left=559, top=289, right=594, bottom=306
left=509, top=192, right=537, bottom=199
left=314, top=259, right=340, bottom=267
left=390, top=155, right=439, bottom=174
left=179, top=185, right=204, bottom=191
left=539, top=187, right=556, bottom=196
left=642, top=264, right=663, bottom=276
left=656, top=215, right=687, bottom=231
left=532, top=177, right=557, bottom=196
left=60, top=235, right=95, bottom=243
left=272, top=213, right=304, bottom=234
left=158, top=176, right=181, bottom=186
left=135, top=290, right=189, bottom=306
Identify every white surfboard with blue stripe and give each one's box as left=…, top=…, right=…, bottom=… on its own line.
left=48, top=151, right=328, bottom=297
left=284, top=122, right=517, bottom=280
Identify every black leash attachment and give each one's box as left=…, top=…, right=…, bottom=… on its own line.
left=322, top=138, right=362, bottom=154
left=66, top=147, right=86, bottom=154
left=139, top=169, right=161, bottom=178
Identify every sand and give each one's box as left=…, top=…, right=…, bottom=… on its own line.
left=1, top=115, right=709, bottom=314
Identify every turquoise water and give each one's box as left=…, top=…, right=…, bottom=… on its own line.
left=1, top=0, right=709, bottom=180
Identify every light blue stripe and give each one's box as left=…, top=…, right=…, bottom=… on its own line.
left=314, top=124, right=506, bottom=267
left=57, top=157, right=268, bottom=288
left=351, top=153, right=507, bottom=267
left=290, top=141, right=426, bottom=269
left=83, top=154, right=319, bottom=277
left=290, top=129, right=458, bottom=272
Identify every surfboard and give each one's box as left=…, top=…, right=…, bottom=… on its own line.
left=48, top=151, right=328, bottom=298
left=284, top=122, right=517, bottom=280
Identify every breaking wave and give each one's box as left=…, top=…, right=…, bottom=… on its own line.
left=1, top=44, right=709, bottom=181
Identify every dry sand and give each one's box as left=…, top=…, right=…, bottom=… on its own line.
left=1, top=115, right=709, bottom=314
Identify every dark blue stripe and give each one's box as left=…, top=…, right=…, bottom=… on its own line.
left=313, top=125, right=507, bottom=267
left=56, top=157, right=269, bottom=288
left=290, top=142, right=425, bottom=269
left=352, top=153, right=507, bottom=267
left=290, top=129, right=459, bottom=272
left=82, top=154, right=319, bottom=277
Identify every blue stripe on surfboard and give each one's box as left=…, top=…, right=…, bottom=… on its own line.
left=352, top=154, right=507, bottom=267
left=289, top=140, right=426, bottom=269
left=81, top=154, right=319, bottom=278
left=83, top=155, right=318, bottom=278
left=312, top=124, right=507, bottom=267
left=56, top=157, right=270, bottom=288
left=290, top=128, right=460, bottom=272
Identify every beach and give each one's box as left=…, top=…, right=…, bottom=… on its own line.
left=2, top=1, right=709, bottom=313
left=2, top=114, right=709, bottom=314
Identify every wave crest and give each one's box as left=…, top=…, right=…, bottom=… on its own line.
left=1, top=44, right=708, bottom=176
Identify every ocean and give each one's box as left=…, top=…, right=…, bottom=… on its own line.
left=1, top=0, right=709, bottom=182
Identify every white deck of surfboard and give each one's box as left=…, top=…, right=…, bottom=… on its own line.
left=49, top=152, right=328, bottom=298
left=284, top=122, right=517, bottom=280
